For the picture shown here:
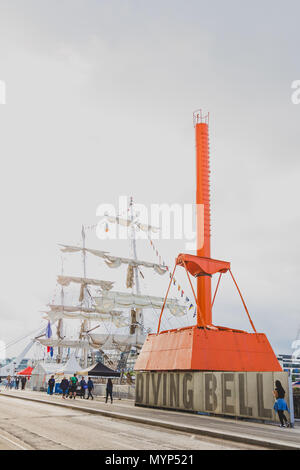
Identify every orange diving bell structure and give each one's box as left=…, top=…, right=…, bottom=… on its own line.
left=134, top=111, right=281, bottom=373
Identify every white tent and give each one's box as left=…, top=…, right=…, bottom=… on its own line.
left=56, top=355, right=81, bottom=375
left=30, top=362, right=62, bottom=391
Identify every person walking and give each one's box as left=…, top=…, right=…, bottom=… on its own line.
left=21, top=376, right=27, bottom=390
left=69, top=373, right=78, bottom=399
left=48, top=375, right=55, bottom=395
left=105, top=378, right=113, bottom=404
left=60, top=376, right=69, bottom=399
left=5, top=375, right=11, bottom=390
left=10, top=377, right=15, bottom=390
left=273, top=380, right=290, bottom=427
left=86, top=378, right=94, bottom=400
left=15, top=377, right=20, bottom=390
left=79, top=377, right=87, bottom=399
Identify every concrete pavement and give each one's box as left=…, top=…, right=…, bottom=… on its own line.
left=0, top=429, right=31, bottom=450
left=0, top=393, right=261, bottom=450
left=1, top=388, right=299, bottom=449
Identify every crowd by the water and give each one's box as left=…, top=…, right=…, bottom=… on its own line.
left=0, top=373, right=114, bottom=403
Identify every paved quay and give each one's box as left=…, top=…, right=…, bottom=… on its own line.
left=0, top=392, right=262, bottom=450
left=0, top=388, right=299, bottom=450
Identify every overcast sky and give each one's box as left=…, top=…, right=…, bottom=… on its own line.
left=0, top=0, right=299, bottom=359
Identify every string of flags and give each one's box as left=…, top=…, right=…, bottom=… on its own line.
left=148, top=238, right=197, bottom=318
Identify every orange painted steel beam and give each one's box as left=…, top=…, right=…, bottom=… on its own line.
left=157, top=264, right=177, bottom=334
left=195, top=120, right=212, bottom=325
left=182, top=260, right=206, bottom=330
left=229, top=269, right=257, bottom=334
left=211, top=273, right=222, bottom=308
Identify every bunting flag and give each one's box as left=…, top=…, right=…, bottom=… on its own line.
left=46, top=321, right=52, bottom=338
left=46, top=321, right=52, bottom=354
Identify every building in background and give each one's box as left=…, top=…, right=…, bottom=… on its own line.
left=0, top=358, right=31, bottom=373
left=277, top=354, right=300, bottom=382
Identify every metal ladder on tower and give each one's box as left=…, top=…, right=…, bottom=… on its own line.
left=117, top=345, right=132, bottom=371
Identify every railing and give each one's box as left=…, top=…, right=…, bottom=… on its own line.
left=193, top=109, right=209, bottom=126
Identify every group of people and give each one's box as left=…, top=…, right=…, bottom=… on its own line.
left=47, top=374, right=114, bottom=403
left=47, top=373, right=94, bottom=399
left=0, top=375, right=27, bottom=390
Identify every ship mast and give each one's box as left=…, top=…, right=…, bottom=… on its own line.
left=57, top=257, right=64, bottom=363
left=81, top=225, right=89, bottom=367
left=129, top=197, right=143, bottom=332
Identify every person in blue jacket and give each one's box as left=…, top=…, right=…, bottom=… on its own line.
left=48, top=375, right=55, bottom=395
left=79, top=377, right=87, bottom=399
left=273, top=380, right=290, bottom=427
left=86, top=378, right=94, bottom=400
left=60, top=376, right=69, bottom=399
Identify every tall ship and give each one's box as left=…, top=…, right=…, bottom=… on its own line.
left=35, top=198, right=189, bottom=371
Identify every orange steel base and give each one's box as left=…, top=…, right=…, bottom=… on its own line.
left=134, top=326, right=282, bottom=372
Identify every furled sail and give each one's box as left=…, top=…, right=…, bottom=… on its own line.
left=47, top=304, right=111, bottom=313
left=44, top=310, right=128, bottom=327
left=103, top=254, right=167, bottom=275
left=89, top=332, right=146, bottom=350
left=93, top=291, right=187, bottom=317
left=59, top=245, right=166, bottom=275
left=37, top=338, right=90, bottom=349
left=59, top=244, right=109, bottom=258
left=57, top=275, right=114, bottom=291
left=45, top=304, right=126, bottom=325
